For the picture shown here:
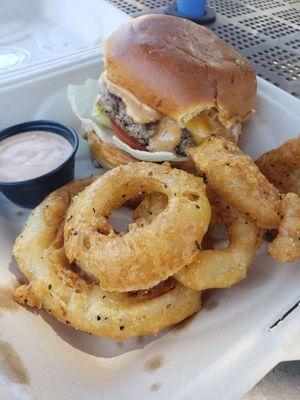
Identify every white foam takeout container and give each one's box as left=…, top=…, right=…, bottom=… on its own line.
left=0, top=50, right=300, bottom=400
left=0, top=0, right=129, bottom=72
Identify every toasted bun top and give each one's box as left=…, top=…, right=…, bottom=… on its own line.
left=104, top=15, right=257, bottom=127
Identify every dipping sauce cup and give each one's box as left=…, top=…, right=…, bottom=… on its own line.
left=0, top=120, right=79, bottom=208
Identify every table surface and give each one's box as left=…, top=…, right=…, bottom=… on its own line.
left=105, top=0, right=300, bottom=398
left=244, top=361, right=300, bottom=400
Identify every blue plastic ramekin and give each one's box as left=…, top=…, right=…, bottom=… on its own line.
left=0, top=120, right=79, bottom=208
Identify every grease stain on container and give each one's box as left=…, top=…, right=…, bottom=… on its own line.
left=15, top=210, right=24, bottom=216
left=202, top=291, right=219, bottom=311
left=144, top=355, right=165, bottom=373
left=173, top=314, right=197, bottom=333
left=0, top=340, right=30, bottom=385
left=205, top=299, right=219, bottom=311
left=150, top=382, right=161, bottom=392
left=0, top=285, right=19, bottom=316
left=137, top=336, right=145, bottom=345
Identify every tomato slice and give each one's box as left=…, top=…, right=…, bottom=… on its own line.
left=110, top=120, right=146, bottom=151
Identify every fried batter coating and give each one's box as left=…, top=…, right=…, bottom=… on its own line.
left=188, top=136, right=281, bottom=229
left=269, top=193, right=300, bottom=263
left=64, top=162, right=211, bottom=292
left=175, top=206, right=260, bottom=290
left=256, top=137, right=300, bottom=195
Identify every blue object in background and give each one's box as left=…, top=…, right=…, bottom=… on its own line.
left=177, top=0, right=207, bottom=18
left=165, top=0, right=215, bottom=24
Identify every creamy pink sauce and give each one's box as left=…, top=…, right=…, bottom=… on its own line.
left=0, top=131, right=73, bottom=182
left=148, top=116, right=182, bottom=152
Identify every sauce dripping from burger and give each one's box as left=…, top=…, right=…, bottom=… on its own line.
left=148, top=117, right=182, bottom=152
left=104, top=73, right=160, bottom=124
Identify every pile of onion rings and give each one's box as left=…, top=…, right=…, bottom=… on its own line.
left=13, top=176, right=202, bottom=339
left=188, top=136, right=282, bottom=229
left=188, top=136, right=300, bottom=264
left=13, top=136, right=299, bottom=339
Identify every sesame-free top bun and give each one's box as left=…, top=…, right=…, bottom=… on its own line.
left=104, top=14, right=257, bottom=128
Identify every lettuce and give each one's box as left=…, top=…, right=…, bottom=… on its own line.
left=92, top=102, right=112, bottom=129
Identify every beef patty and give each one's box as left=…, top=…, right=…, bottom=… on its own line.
left=98, top=83, right=195, bottom=155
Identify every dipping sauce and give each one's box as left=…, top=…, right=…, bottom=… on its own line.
left=0, top=131, right=73, bottom=182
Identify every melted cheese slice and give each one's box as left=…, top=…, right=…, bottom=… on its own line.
left=185, top=114, right=213, bottom=144
left=185, top=111, right=239, bottom=143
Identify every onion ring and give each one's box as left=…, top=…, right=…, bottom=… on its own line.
left=269, top=193, right=300, bottom=263
left=87, top=131, right=137, bottom=169
left=175, top=205, right=261, bottom=290
left=132, top=193, right=260, bottom=290
left=130, top=192, right=168, bottom=230
left=13, top=178, right=202, bottom=339
left=64, top=162, right=211, bottom=292
left=188, top=136, right=281, bottom=229
left=256, top=137, right=300, bottom=195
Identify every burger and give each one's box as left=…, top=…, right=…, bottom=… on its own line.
left=69, top=14, right=257, bottom=169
